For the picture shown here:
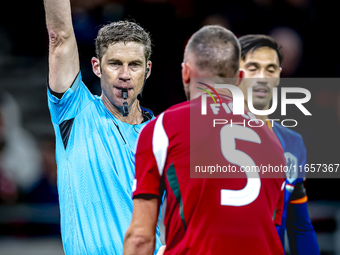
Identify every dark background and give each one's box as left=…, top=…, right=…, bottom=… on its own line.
left=0, top=0, right=339, bottom=254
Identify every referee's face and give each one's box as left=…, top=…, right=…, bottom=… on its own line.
left=95, top=42, right=151, bottom=108
left=239, top=47, right=281, bottom=111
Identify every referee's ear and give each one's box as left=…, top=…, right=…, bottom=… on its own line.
left=92, top=57, right=101, bottom=78
left=146, top=61, right=152, bottom=79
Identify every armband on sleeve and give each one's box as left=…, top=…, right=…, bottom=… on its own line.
left=290, top=181, right=307, bottom=204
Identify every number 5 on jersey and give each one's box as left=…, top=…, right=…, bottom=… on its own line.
left=220, top=125, right=261, bottom=207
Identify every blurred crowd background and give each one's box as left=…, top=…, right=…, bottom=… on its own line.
left=0, top=0, right=340, bottom=254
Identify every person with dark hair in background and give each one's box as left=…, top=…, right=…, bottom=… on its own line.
left=238, top=34, right=320, bottom=255
left=43, top=0, right=163, bottom=254
left=124, top=25, right=286, bottom=255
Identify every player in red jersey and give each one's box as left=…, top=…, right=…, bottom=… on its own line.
left=124, top=25, right=286, bottom=255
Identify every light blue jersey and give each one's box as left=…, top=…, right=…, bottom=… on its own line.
left=47, top=72, right=162, bottom=255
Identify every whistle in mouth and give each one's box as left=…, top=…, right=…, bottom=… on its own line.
left=122, top=88, right=128, bottom=100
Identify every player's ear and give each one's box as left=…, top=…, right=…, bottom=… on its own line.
left=182, top=62, right=191, bottom=100
left=92, top=57, right=101, bottom=78
left=181, top=62, right=190, bottom=84
left=235, top=69, right=245, bottom=86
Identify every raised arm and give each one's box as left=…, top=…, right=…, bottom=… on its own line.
left=44, top=0, right=79, bottom=93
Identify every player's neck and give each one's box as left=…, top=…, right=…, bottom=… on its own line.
left=214, top=88, right=233, bottom=98
left=103, top=96, right=143, bottom=125
left=255, top=114, right=269, bottom=123
left=244, top=102, right=269, bottom=123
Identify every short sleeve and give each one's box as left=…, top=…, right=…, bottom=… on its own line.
left=133, top=118, right=162, bottom=199
left=47, top=71, right=95, bottom=125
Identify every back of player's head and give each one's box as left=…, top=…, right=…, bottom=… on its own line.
left=184, top=25, right=241, bottom=78
left=95, top=20, right=152, bottom=63
left=238, top=34, right=283, bottom=65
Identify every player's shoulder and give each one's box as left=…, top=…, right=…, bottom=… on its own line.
left=272, top=121, right=306, bottom=165
left=161, top=100, right=190, bottom=120
left=272, top=121, right=304, bottom=144
left=165, top=100, right=190, bottom=112
left=141, top=101, right=190, bottom=131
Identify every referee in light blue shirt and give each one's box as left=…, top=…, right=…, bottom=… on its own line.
left=44, top=0, right=162, bottom=254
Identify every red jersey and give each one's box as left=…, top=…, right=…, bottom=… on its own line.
left=134, top=96, right=286, bottom=255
